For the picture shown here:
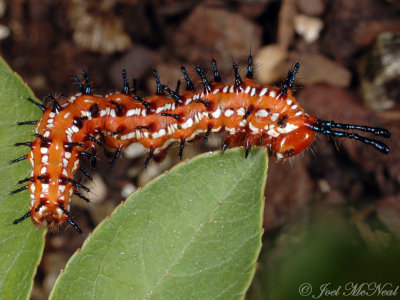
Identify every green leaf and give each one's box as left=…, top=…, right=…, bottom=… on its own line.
left=50, top=148, right=267, bottom=300
left=0, top=57, right=46, bottom=299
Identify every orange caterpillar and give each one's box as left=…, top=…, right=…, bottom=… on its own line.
left=10, top=57, right=390, bottom=233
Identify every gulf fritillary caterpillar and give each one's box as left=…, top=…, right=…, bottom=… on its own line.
left=9, top=56, right=391, bottom=233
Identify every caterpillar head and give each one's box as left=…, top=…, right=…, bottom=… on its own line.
left=271, top=114, right=318, bottom=159
left=271, top=113, right=390, bottom=159
left=270, top=62, right=390, bottom=158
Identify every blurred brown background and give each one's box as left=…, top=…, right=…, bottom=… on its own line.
left=0, top=0, right=399, bottom=298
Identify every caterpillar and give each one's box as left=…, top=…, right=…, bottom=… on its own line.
left=9, top=56, right=391, bottom=233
